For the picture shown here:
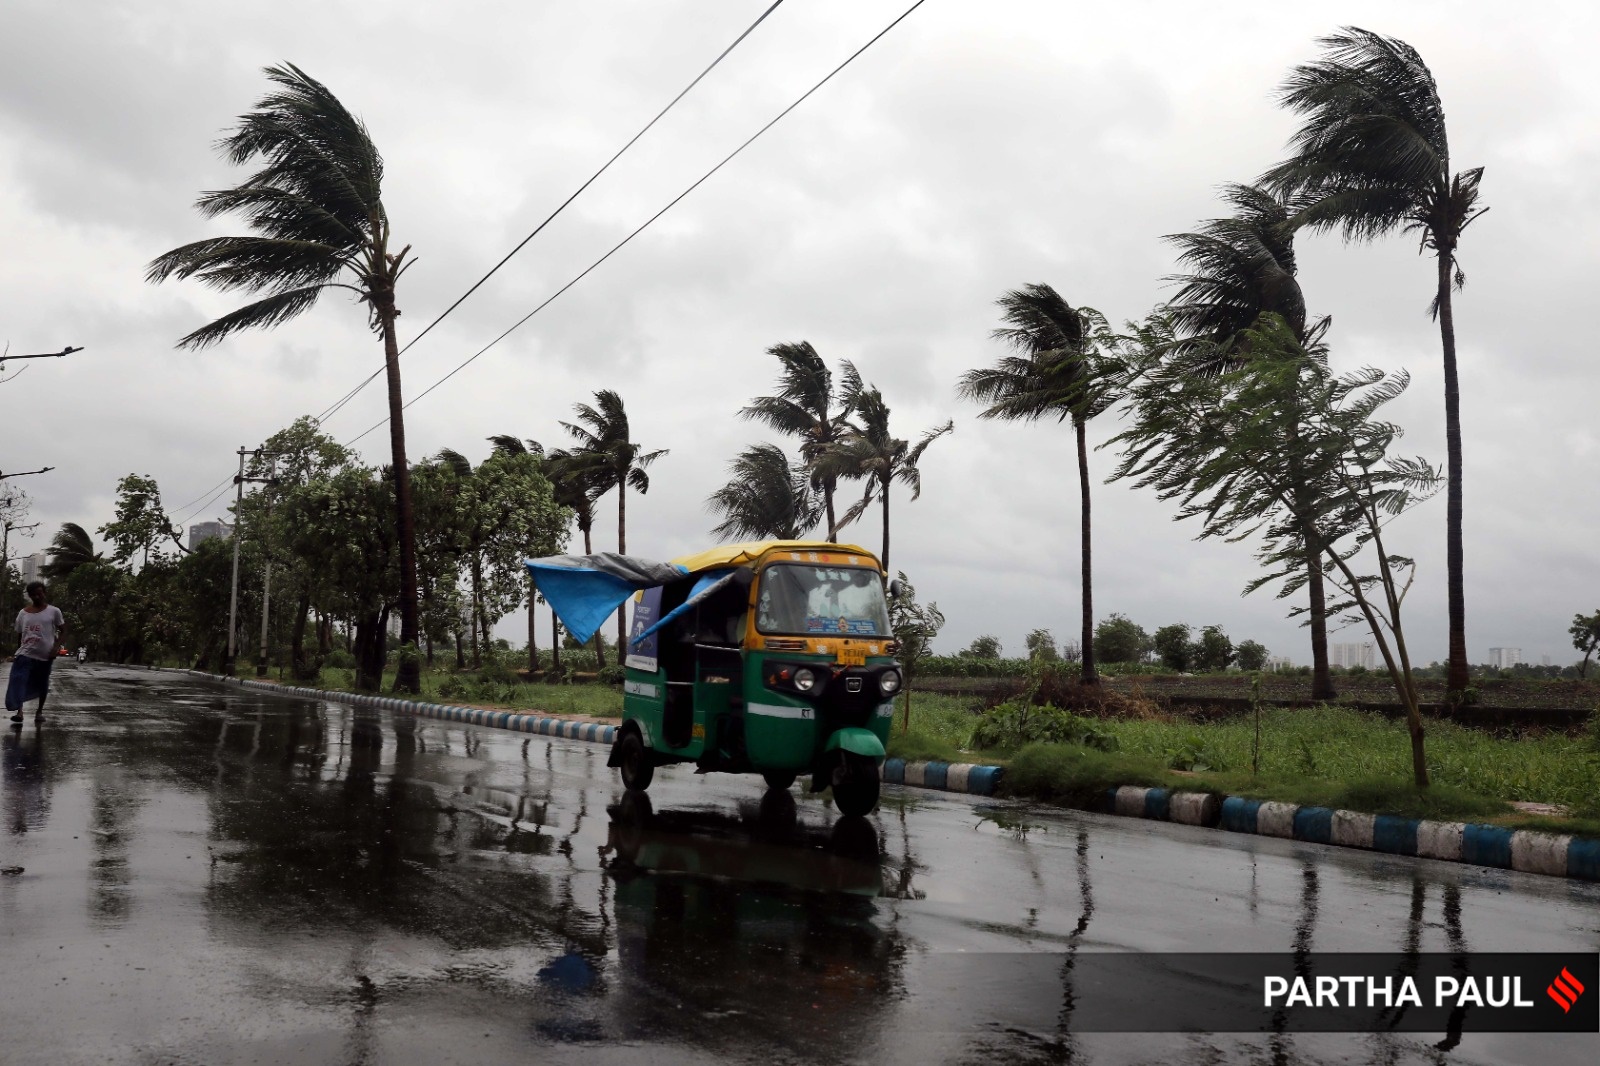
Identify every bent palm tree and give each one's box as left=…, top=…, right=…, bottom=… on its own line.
left=706, top=443, right=822, bottom=541
left=1262, top=27, right=1486, bottom=696
left=562, top=391, right=667, bottom=651
left=814, top=388, right=951, bottom=576
left=959, top=284, right=1114, bottom=684
left=1166, top=186, right=1337, bottom=699
left=42, top=522, right=102, bottom=580
left=740, top=342, right=862, bottom=538
left=147, top=64, right=423, bottom=693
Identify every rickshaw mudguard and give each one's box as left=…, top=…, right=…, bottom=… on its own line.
left=824, top=727, right=886, bottom=760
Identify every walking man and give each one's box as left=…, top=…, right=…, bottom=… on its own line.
left=8, top=581, right=65, bottom=725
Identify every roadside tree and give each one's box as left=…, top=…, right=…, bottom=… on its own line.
left=148, top=65, right=426, bottom=693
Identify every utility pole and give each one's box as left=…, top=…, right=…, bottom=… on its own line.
left=226, top=448, right=248, bottom=675
left=256, top=454, right=279, bottom=677
left=224, top=447, right=277, bottom=676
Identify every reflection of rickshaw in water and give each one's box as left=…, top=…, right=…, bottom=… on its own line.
left=526, top=541, right=902, bottom=815
left=602, top=793, right=904, bottom=1045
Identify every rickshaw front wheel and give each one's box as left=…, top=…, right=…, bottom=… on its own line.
left=618, top=731, right=654, bottom=792
left=761, top=770, right=796, bottom=791
left=831, top=762, right=880, bottom=818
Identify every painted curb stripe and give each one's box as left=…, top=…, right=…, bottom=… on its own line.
left=1372, top=815, right=1419, bottom=856
left=1144, top=788, right=1171, bottom=822
left=1219, top=797, right=1260, bottom=834
left=1462, top=824, right=1514, bottom=869
left=1332, top=810, right=1376, bottom=850
left=1569, top=838, right=1600, bottom=881
left=1416, top=820, right=1464, bottom=861
left=1257, top=802, right=1299, bottom=839
left=1293, top=807, right=1334, bottom=845
left=882, top=758, right=905, bottom=785
left=1511, top=830, right=1572, bottom=877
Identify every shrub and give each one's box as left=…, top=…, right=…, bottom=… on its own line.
left=596, top=665, right=626, bottom=686
left=1165, top=732, right=1228, bottom=772
left=478, top=657, right=518, bottom=685
left=970, top=702, right=1120, bottom=752
left=325, top=649, right=355, bottom=669
left=437, top=673, right=467, bottom=700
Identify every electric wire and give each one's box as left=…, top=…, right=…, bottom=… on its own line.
left=316, top=0, right=786, bottom=426
left=344, top=0, right=930, bottom=448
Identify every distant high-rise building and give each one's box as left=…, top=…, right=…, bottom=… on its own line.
left=189, top=521, right=232, bottom=550
left=1487, top=647, right=1522, bottom=669
left=1264, top=655, right=1294, bottom=672
left=18, top=552, right=48, bottom=586
left=1329, top=641, right=1375, bottom=670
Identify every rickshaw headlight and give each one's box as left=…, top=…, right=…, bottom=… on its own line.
left=793, top=668, right=817, bottom=693
left=879, top=670, right=902, bottom=695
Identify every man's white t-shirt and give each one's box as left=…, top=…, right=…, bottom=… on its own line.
left=15, top=606, right=65, bottom=661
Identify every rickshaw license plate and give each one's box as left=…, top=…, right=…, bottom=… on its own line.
left=838, top=647, right=866, bottom=667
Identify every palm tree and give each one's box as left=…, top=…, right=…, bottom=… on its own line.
left=740, top=342, right=862, bottom=539
left=146, top=64, right=424, bottom=694
left=814, top=388, right=951, bottom=576
left=561, top=391, right=668, bottom=652
left=706, top=443, right=823, bottom=541
left=489, top=435, right=608, bottom=670
left=1262, top=27, right=1486, bottom=697
left=1165, top=186, right=1337, bottom=700
left=42, top=522, right=102, bottom=580
left=959, top=284, right=1114, bottom=684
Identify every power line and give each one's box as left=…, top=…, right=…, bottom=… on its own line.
left=346, top=0, right=930, bottom=447
left=318, top=0, right=786, bottom=427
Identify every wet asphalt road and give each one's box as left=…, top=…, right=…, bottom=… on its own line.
left=1, top=664, right=1597, bottom=1065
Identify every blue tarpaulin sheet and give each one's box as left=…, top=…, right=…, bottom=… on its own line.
left=524, top=553, right=687, bottom=645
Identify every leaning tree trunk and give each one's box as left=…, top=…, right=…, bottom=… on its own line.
left=582, top=523, right=605, bottom=669
left=377, top=296, right=421, bottom=694
left=469, top=555, right=483, bottom=669
left=1304, top=533, right=1335, bottom=701
left=823, top=480, right=838, bottom=541
left=1075, top=418, right=1098, bottom=685
left=290, top=587, right=314, bottom=680
left=616, top=480, right=628, bottom=655
left=880, top=476, right=891, bottom=575
left=527, top=587, right=539, bottom=673
left=1437, top=251, right=1469, bottom=698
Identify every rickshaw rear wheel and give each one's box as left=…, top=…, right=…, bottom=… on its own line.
left=761, top=770, right=796, bottom=791
left=832, top=773, right=880, bottom=818
left=618, top=730, right=654, bottom=791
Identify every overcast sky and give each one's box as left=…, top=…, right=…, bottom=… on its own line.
left=3, top=1, right=1596, bottom=664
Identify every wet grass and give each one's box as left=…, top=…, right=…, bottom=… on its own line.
left=308, top=667, right=624, bottom=719
left=889, top=689, right=1600, bottom=834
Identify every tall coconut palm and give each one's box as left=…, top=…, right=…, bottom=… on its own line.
left=814, top=388, right=951, bottom=577
left=740, top=342, right=862, bottom=539
left=1165, top=185, right=1337, bottom=700
left=958, top=284, right=1114, bottom=685
left=561, top=391, right=668, bottom=651
left=706, top=443, right=823, bottom=541
left=42, top=522, right=102, bottom=580
left=1262, top=27, right=1486, bottom=696
left=147, top=63, right=424, bottom=693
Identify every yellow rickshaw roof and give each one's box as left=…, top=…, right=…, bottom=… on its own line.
left=669, top=540, right=879, bottom=575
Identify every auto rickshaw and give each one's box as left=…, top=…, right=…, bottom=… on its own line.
left=525, top=540, right=901, bottom=816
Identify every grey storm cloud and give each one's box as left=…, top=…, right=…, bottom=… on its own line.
left=2, top=0, right=1597, bottom=665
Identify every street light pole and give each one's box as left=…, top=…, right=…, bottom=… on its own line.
left=256, top=454, right=278, bottom=677
left=226, top=448, right=248, bottom=675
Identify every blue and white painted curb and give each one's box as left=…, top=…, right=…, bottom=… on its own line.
left=175, top=671, right=1004, bottom=799
left=1108, top=785, right=1600, bottom=884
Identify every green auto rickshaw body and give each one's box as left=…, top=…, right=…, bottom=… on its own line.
left=526, top=541, right=899, bottom=812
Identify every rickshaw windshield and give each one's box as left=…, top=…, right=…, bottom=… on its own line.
left=755, top=564, right=891, bottom=638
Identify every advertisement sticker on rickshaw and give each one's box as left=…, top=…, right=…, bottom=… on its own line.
left=625, top=586, right=664, bottom=672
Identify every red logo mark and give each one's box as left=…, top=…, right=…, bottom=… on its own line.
left=1547, top=968, right=1585, bottom=1013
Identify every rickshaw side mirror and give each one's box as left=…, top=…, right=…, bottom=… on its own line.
left=887, top=578, right=906, bottom=600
